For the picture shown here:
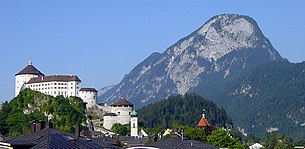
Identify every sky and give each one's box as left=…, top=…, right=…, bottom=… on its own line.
left=1, top=1, right=305, bottom=102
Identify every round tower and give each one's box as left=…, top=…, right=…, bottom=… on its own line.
left=79, top=88, right=98, bottom=108
left=15, top=61, right=44, bottom=96
left=110, top=98, right=133, bottom=125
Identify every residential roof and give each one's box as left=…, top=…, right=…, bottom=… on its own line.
left=6, top=128, right=106, bottom=149
left=103, top=112, right=117, bottom=116
left=119, top=136, right=148, bottom=147
left=149, top=137, right=219, bottom=149
left=197, top=118, right=211, bottom=127
left=111, top=99, right=133, bottom=107
left=26, top=75, right=81, bottom=84
left=15, top=64, right=44, bottom=76
left=80, top=88, right=98, bottom=92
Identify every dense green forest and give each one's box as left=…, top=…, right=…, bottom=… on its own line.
left=0, top=88, right=86, bottom=138
left=138, top=94, right=232, bottom=129
left=218, top=61, right=305, bottom=139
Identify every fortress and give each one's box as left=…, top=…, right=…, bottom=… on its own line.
left=15, top=61, right=97, bottom=108
left=15, top=61, right=141, bottom=136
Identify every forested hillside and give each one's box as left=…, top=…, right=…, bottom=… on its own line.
left=218, top=61, right=305, bottom=139
left=0, top=88, right=86, bottom=138
left=138, top=94, right=232, bottom=129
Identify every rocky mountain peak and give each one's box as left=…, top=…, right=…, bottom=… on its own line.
left=99, top=14, right=282, bottom=107
left=168, top=14, right=268, bottom=61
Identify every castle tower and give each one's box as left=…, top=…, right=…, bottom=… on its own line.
left=130, top=107, right=138, bottom=137
left=79, top=88, right=98, bottom=108
left=15, top=60, right=44, bottom=96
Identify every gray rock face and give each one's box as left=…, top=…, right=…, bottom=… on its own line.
left=99, top=14, right=283, bottom=107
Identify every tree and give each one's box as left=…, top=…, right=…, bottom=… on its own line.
left=262, top=133, right=294, bottom=149
left=206, top=128, right=242, bottom=149
left=111, top=123, right=130, bottom=136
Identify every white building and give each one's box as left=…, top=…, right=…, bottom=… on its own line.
left=79, top=88, right=98, bottom=108
left=130, top=109, right=138, bottom=137
left=103, top=98, right=135, bottom=130
left=15, top=61, right=44, bottom=97
left=15, top=61, right=97, bottom=107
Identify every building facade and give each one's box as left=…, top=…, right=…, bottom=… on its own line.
left=102, top=98, right=136, bottom=130
left=15, top=61, right=97, bottom=107
left=79, top=88, right=98, bottom=108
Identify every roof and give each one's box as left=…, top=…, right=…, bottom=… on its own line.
left=26, top=75, right=81, bottom=84
left=149, top=137, right=219, bottom=149
left=119, top=136, right=148, bottom=147
left=6, top=128, right=105, bottom=149
left=111, top=99, right=133, bottom=106
left=15, top=64, right=44, bottom=76
left=79, top=88, right=98, bottom=92
left=103, top=112, right=117, bottom=116
left=197, top=118, right=211, bottom=127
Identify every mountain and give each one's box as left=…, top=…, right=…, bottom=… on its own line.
left=99, top=14, right=283, bottom=107
left=218, top=61, right=305, bottom=139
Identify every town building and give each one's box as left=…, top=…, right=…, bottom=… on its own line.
left=15, top=61, right=97, bottom=108
left=4, top=121, right=113, bottom=149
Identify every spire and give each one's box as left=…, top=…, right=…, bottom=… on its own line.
left=202, top=109, right=205, bottom=118
left=130, top=107, right=138, bottom=117
left=28, top=59, right=32, bottom=65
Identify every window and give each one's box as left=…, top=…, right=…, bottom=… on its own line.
left=133, top=123, right=135, bottom=128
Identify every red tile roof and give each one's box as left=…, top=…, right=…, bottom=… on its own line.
left=197, top=118, right=211, bottom=127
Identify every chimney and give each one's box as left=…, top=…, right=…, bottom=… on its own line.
left=30, top=120, right=45, bottom=132
left=45, top=121, right=53, bottom=129
left=30, top=120, right=35, bottom=132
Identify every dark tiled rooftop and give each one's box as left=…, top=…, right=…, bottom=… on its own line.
left=149, top=137, right=219, bottom=149
left=80, top=88, right=98, bottom=92
left=26, top=75, right=81, bottom=84
left=7, top=128, right=106, bottom=149
left=111, top=99, right=133, bottom=107
left=15, top=64, right=44, bottom=76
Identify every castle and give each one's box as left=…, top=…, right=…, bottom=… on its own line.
left=15, top=61, right=141, bottom=136
left=15, top=61, right=97, bottom=108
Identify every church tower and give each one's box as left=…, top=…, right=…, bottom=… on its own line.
left=130, top=108, right=138, bottom=137
left=15, top=60, right=44, bottom=96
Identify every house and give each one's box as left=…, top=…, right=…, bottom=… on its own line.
left=5, top=121, right=114, bottom=149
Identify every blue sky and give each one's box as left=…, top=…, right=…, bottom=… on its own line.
left=1, top=1, right=305, bottom=102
